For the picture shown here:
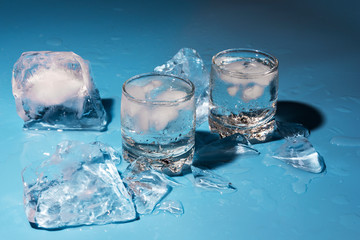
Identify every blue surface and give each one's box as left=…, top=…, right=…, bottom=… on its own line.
left=1, top=0, right=360, bottom=239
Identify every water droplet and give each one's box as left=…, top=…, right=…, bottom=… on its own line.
left=334, top=106, right=352, bottom=113
left=330, top=136, right=360, bottom=147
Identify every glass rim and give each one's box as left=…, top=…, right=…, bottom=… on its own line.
left=212, top=48, right=279, bottom=76
left=122, top=72, right=195, bottom=105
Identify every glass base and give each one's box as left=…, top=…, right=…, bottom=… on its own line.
left=122, top=145, right=194, bottom=175
left=209, top=114, right=276, bottom=143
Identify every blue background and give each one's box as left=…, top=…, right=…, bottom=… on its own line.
left=0, top=0, right=360, bottom=239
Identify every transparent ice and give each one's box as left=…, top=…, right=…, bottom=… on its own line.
left=191, top=166, right=237, bottom=193
left=153, top=200, right=184, bottom=216
left=275, top=121, right=310, bottom=139
left=122, top=157, right=177, bottom=215
left=272, top=136, right=325, bottom=173
left=12, top=51, right=107, bottom=131
left=154, top=48, right=209, bottom=126
left=22, top=141, right=136, bottom=229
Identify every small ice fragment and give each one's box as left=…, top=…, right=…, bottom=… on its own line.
left=22, top=141, right=136, bottom=229
left=195, top=133, right=259, bottom=161
left=191, top=166, right=237, bottom=193
left=91, top=141, right=122, bottom=165
left=272, top=136, right=325, bottom=173
left=242, top=85, right=264, bottom=101
left=276, top=121, right=310, bottom=138
left=154, top=48, right=209, bottom=126
left=12, top=51, right=107, bottom=131
left=122, top=158, right=174, bottom=215
left=153, top=200, right=184, bottom=216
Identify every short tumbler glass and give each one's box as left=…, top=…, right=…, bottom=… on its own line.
left=209, top=48, right=279, bottom=142
left=121, top=73, right=195, bottom=175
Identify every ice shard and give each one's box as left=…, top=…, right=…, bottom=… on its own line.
left=22, top=141, right=136, bottom=229
left=122, top=158, right=176, bottom=215
left=272, top=136, right=325, bottom=173
left=276, top=121, right=310, bottom=139
left=154, top=48, right=209, bottom=126
left=191, top=165, right=237, bottom=193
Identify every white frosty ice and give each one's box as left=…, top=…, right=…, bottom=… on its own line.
left=12, top=51, right=107, bottom=130
left=121, top=83, right=194, bottom=133
left=22, top=141, right=136, bottom=229
left=154, top=48, right=209, bottom=127
left=218, top=60, right=276, bottom=101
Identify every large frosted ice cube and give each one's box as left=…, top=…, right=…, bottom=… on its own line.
left=272, top=136, right=325, bottom=173
left=12, top=51, right=107, bottom=131
left=154, top=48, right=209, bottom=126
left=22, top=141, right=136, bottom=229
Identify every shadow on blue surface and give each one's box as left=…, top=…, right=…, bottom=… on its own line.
left=194, top=131, right=237, bottom=169
left=29, top=217, right=139, bottom=231
left=101, top=98, right=114, bottom=129
left=276, top=100, right=325, bottom=131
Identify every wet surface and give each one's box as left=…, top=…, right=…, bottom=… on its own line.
left=0, top=0, right=360, bottom=239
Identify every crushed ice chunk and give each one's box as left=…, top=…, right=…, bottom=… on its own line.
left=122, top=158, right=176, bottom=215
left=12, top=51, right=107, bottom=131
left=272, top=136, right=325, bottom=173
left=22, top=141, right=136, bottom=229
left=276, top=121, right=310, bottom=138
left=91, top=141, right=122, bottom=165
left=191, top=165, right=237, bottom=193
left=154, top=48, right=209, bottom=126
left=153, top=200, right=184, bottom=216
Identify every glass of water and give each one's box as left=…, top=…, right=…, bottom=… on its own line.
left=121, top=73, right=195, bottom=175
left=209, top=48, right=279, bottom=142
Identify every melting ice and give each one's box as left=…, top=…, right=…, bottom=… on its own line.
left=272, top=136, right=325, bottom=173
left=22, top=141, right=136, bottom=229
left=12, top=51, right=107, bottom=131
left=191, top=166, right=237, bottom=193
left=153, top=200, right=184, bottom=216
left=122, top=157, right=177, bottom=215
left=154, top=48, right=209, bottom=126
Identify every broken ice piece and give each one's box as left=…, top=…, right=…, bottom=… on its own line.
left=12, top=51, right=107, bottom=131
left=191, top=165, right=237, bottom=193
left=154, top=48, right=209, bottom=127
left=92, top=141, right=122, bottom=165
left=272, top=136, right=325, bottom=173
left=153, top=200, right=184, bottom=216
left=195, top=133, right=259, bottom=165
left=22, top=141, right=136, bottom=229
left=122, top=158, right=175, bottom=215
left=276, top=121, right=310, bottom=139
